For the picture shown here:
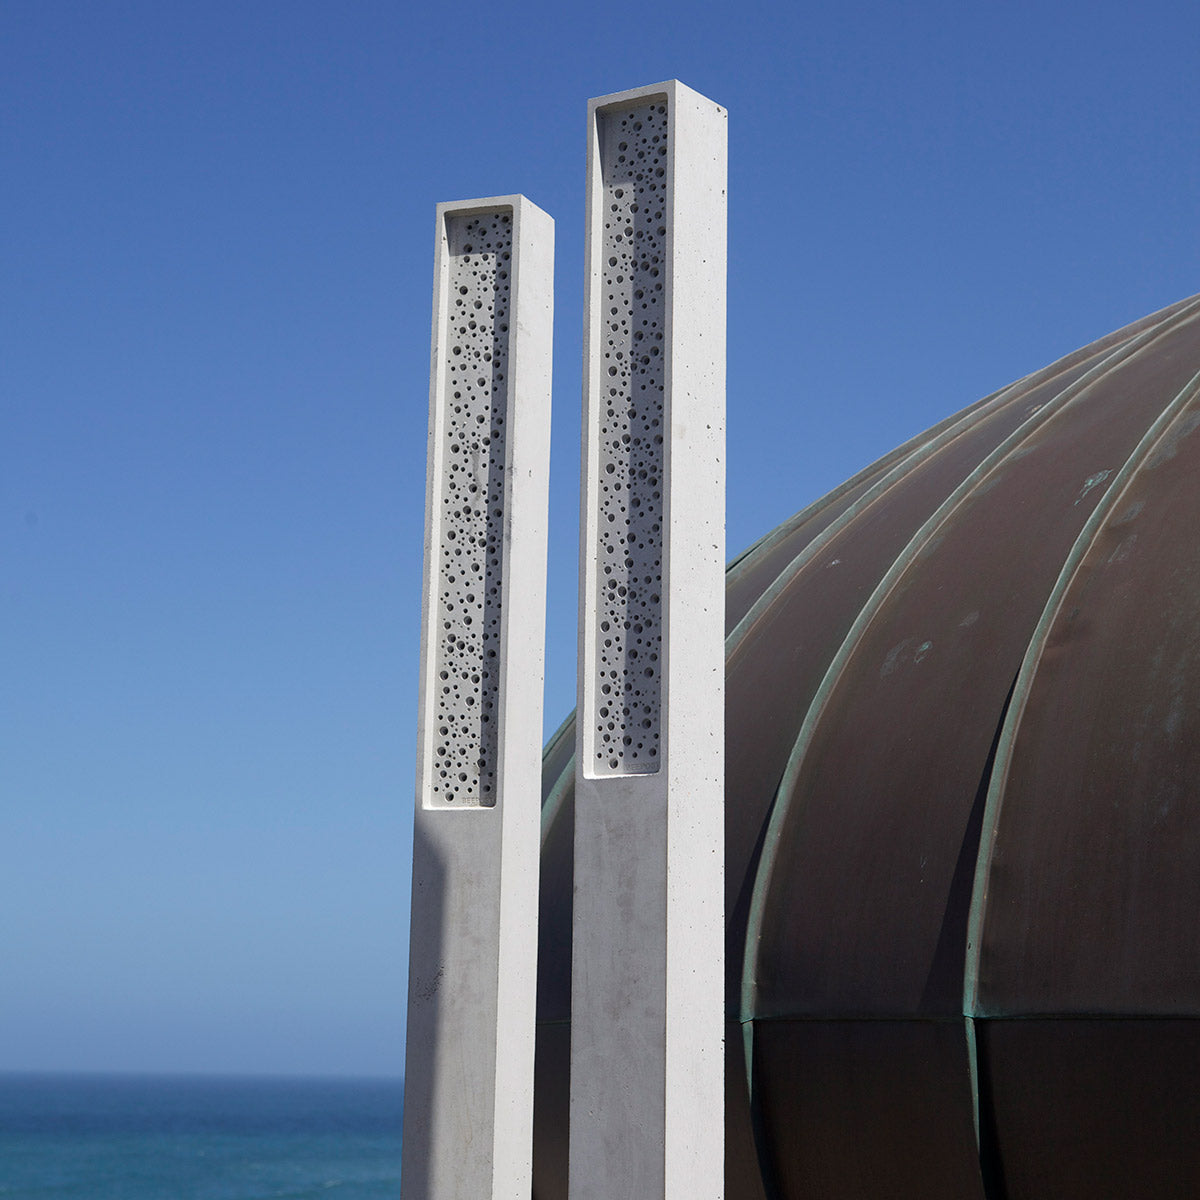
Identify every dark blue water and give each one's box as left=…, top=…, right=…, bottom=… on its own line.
left=0, top=1073, right=402, bottom=1199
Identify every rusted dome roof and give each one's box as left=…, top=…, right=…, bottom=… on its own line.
left=533, top=293, right=1200, bottom=1200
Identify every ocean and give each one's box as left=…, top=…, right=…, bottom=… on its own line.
left=0, top=1073, right=403, bottom=1199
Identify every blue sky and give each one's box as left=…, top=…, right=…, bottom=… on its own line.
left=3, top=0, right=1198, bottom=1076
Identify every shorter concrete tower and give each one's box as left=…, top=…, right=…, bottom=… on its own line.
left=402, top=196, right=554, bottom=1200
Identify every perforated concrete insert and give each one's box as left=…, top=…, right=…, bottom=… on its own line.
left=593, top=100, right=668, bottom=776
left=430, top=210, right=512, bottom=806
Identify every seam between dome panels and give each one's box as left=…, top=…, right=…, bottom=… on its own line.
left=725, top=374, right=1031, bottom=666
left=723, top=292, right=1199, bottom=609
left=724, top=386, right=1003, bottom=584
left=962, top=361, right=1200, bottom=1020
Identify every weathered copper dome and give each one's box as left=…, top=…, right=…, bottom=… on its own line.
left=534, top=293, right=1200, bottom=1200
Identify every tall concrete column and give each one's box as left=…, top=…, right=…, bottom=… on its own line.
left=570, top=82, right=727, bottom=1200
left=402, top=195, right=554, bottom=1200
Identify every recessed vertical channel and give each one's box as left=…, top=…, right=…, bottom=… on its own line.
left=592, top=99, right=668, bottom=776
left=429, top=210, right=512, bottom=807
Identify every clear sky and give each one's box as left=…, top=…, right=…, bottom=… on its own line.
left=3, top=0, right=1198, bottom=1077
